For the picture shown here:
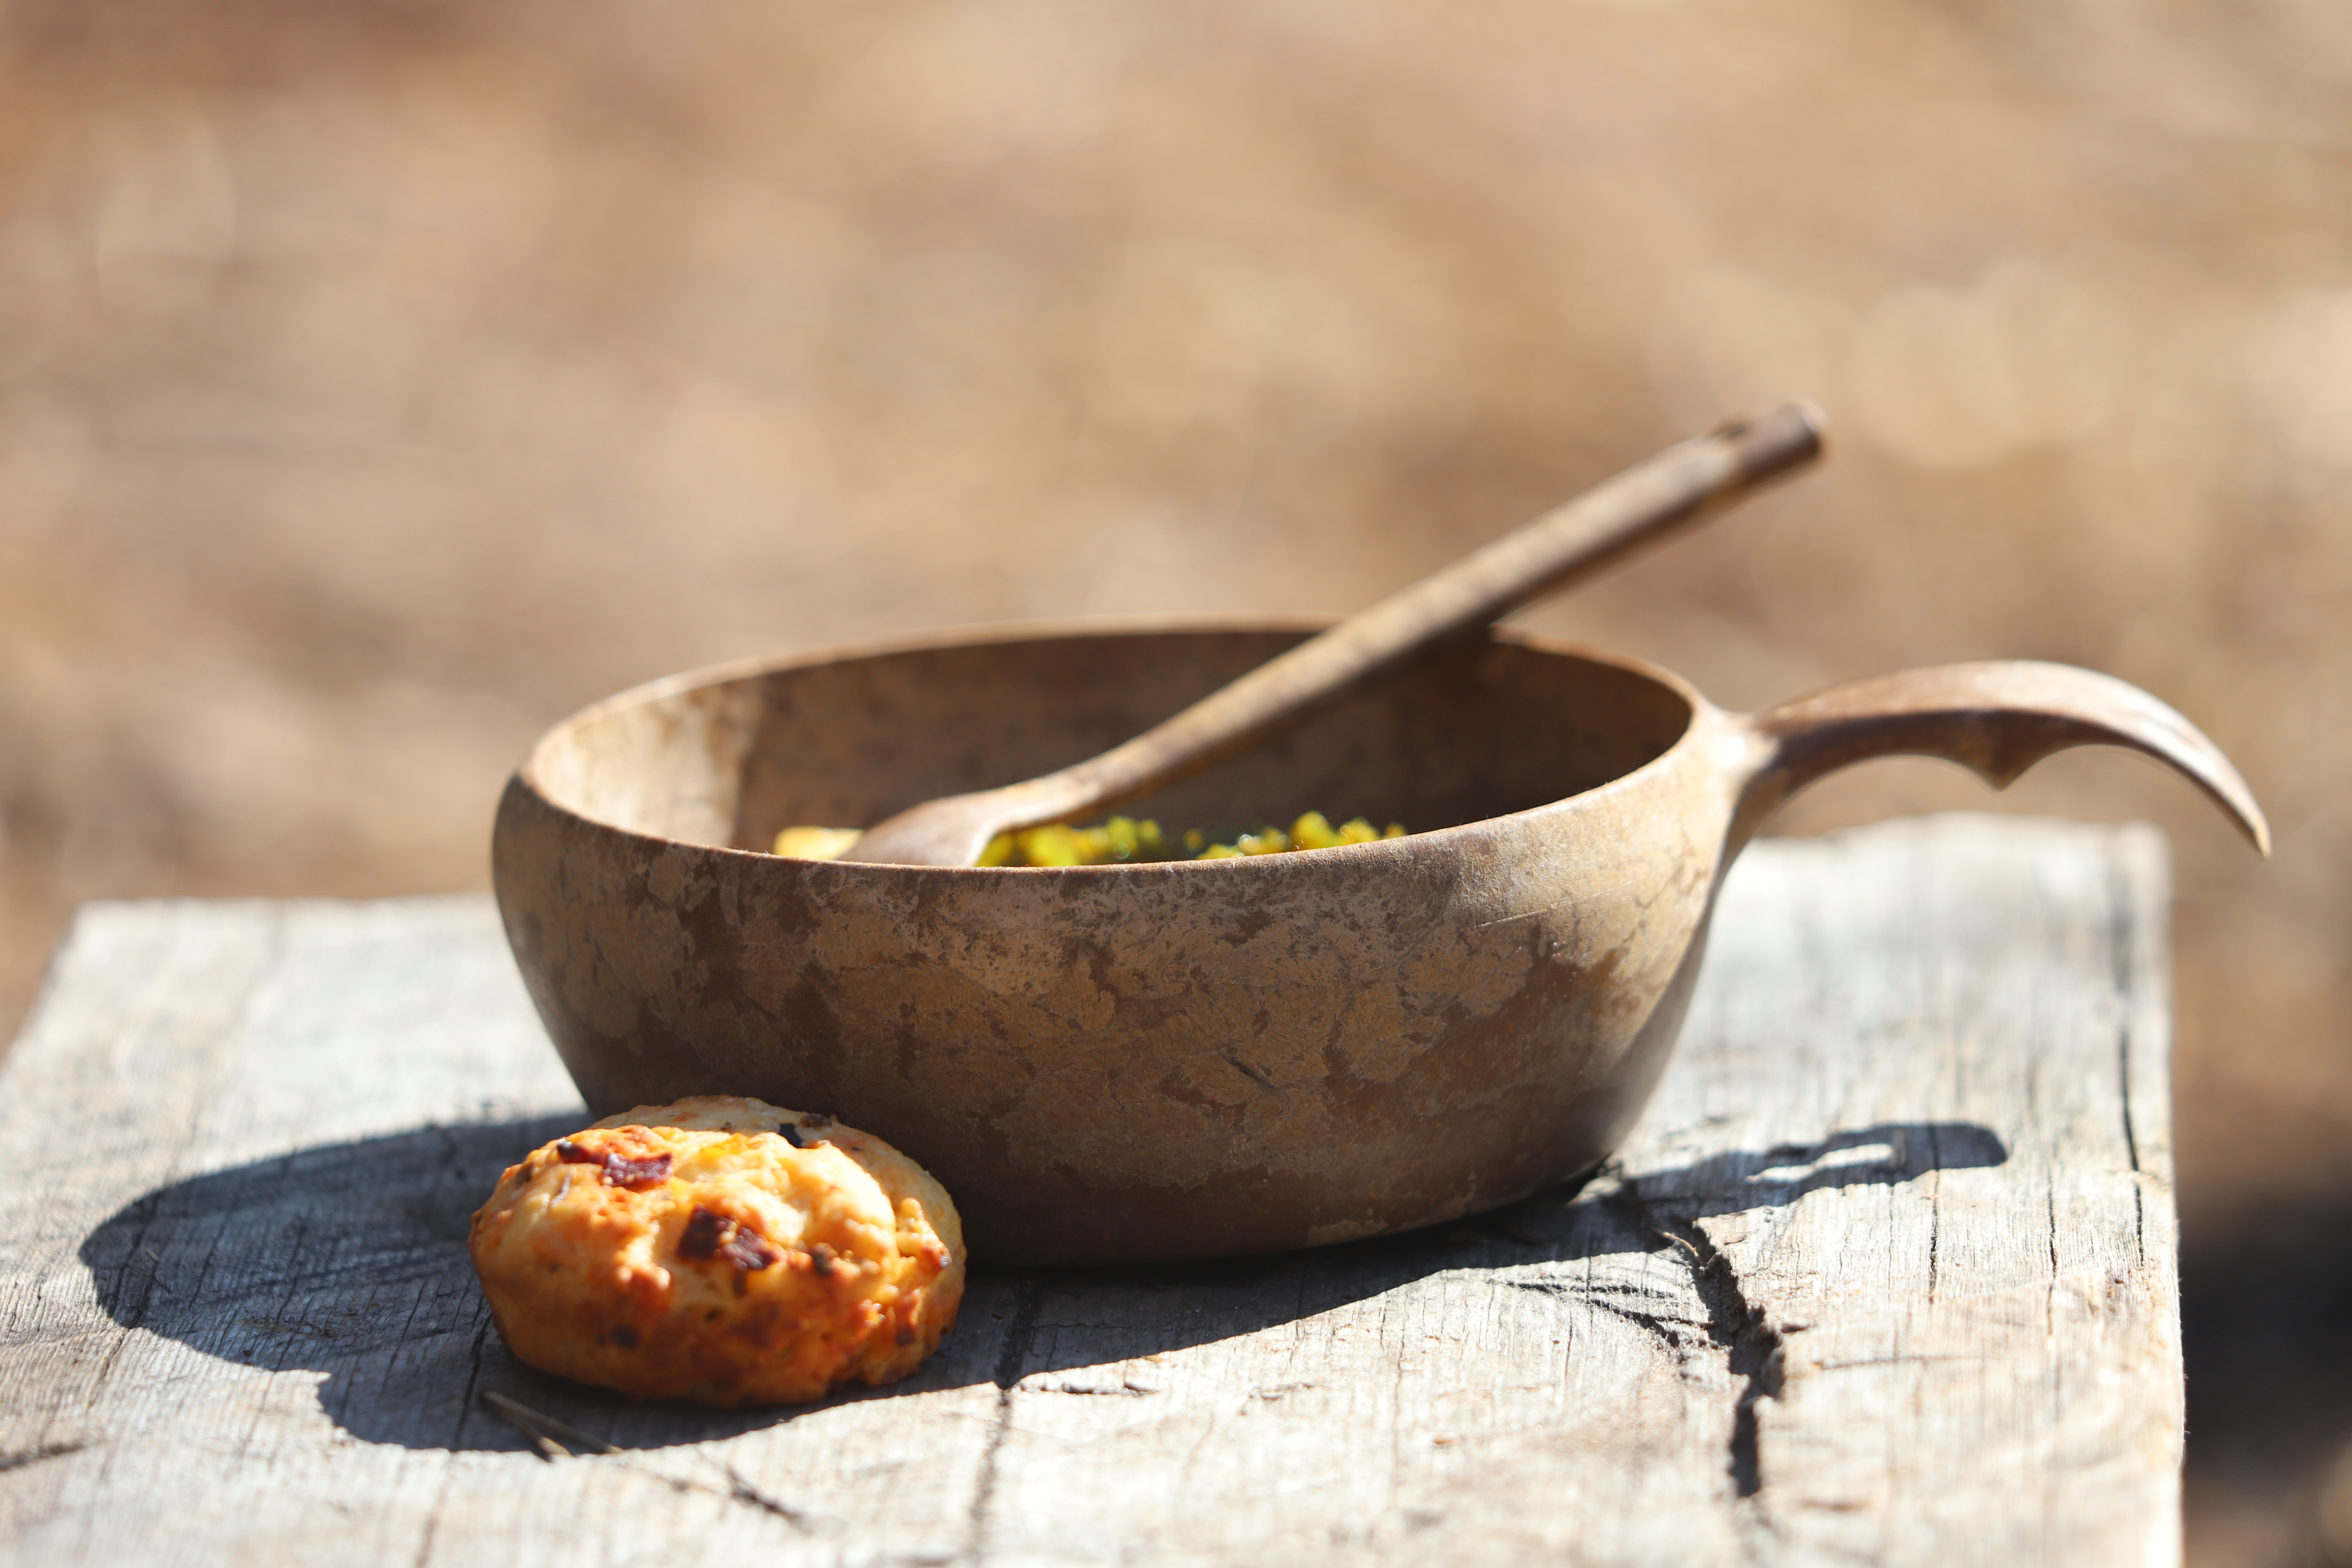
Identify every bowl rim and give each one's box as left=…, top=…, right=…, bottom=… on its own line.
left=513, top=614, right=1716, bottom=877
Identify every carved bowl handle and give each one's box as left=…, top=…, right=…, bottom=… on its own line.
left=1731, top=660, right=2269, bottom=854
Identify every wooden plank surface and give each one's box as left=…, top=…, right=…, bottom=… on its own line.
left=0, top=815, right=2182, bottom=1566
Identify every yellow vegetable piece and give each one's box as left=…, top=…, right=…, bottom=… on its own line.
left=1290, top=811, right=1348, bottom=850
left=1020, top=824, right=1086, bottom=866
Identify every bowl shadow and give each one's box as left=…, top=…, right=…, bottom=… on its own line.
left=78, top=1116, right=2006, bottom=1454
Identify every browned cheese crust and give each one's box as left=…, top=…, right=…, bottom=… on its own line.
left=468, top=1095, right=964, bottom=1406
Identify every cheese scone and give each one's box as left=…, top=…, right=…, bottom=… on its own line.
left=469, top=1095, right=963, bottom=1406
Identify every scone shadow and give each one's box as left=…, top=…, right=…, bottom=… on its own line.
left=74, top=1117, right=2004, bottom=1454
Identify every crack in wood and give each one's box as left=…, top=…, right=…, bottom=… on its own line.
left=1503, top=1279, right=1697, bottom=1358
left=0, top=1440, right=93, bottom=1475
left=960, top=1278, right=1046, bottom=1565
left=2105, top=854, right=2155, bottom=1269
left=1614, top=1183, right=1785, bottom=1504
left=1044, top=1381, right=1156, bottom=1396
left=720, top=1465, right=811, bottom=1527
left=2104, top=856, right=2144, bottom=1181
left=453, top=1321, right=492, bottom=1450
left=596, top=1450, right=818, bottom=1532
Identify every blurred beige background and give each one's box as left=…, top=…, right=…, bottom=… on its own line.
left=1, top=1, right=2346, bottom=1559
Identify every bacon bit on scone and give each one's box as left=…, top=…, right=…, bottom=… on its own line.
left=677, top=1206, right=782, bottom=1271
left=553, top=1138, right=675, bottom=1190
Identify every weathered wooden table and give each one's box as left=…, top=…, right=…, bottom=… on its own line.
left=0, top=816, right=2184, bottom=1566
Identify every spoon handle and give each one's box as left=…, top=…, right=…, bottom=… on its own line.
left=1012, top=402, right=1824, bottom=823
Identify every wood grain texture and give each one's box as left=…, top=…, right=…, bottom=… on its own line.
left=0, top=816, right=2182, bottom=1566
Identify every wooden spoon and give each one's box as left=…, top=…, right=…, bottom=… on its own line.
left=838, top=402, right=1825, bottom=867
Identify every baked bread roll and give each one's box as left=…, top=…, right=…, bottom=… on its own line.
left=468, top=1095, right=964, bottom=1406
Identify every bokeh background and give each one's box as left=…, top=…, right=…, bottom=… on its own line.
left=1, top=0, right=2346, bottom=1557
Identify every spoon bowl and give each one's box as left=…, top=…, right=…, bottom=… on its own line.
left=493, top=622, right=2263, bottom=1264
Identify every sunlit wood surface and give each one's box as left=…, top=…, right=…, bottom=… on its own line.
left=0, top=817, right=2185, bottom=1565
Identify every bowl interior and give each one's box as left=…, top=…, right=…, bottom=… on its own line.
left=528, top=626, right=1694, bottom=850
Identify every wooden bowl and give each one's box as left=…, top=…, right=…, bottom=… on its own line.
left=492, top=621, right=2262, bottom=1264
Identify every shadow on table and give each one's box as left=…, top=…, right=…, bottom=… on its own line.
left=78, top=1116, right=2004, bottom=1454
